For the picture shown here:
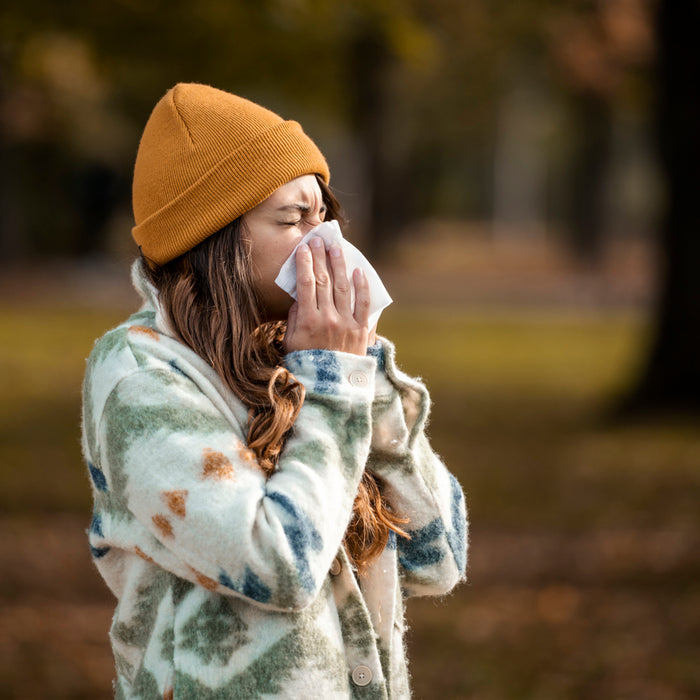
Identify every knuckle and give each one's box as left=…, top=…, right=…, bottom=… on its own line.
left=298, top=274, right=315, bottom=288
left=315, top=273, right=330, bottom=287
left=299, top=320, right=315, bottom=335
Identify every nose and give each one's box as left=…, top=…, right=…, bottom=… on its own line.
left=302, top=213, right=325, bottom=232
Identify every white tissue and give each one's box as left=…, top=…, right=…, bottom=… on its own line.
left=274, top=220, right=392, bottom=329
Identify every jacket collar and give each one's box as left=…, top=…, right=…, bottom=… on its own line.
left=130, top=258, right=178, bottom=338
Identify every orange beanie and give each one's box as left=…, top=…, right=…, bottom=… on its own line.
left=132, top=83, right=330, bottom=265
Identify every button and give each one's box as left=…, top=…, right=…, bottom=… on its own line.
left=352, top=665, right=372, bottom=687
left=348, top=370, right=368, bottom=387
left=330, top=557, right=342, bottom=576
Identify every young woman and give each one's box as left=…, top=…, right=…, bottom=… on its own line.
left=82, top=82, right=467, bottom=699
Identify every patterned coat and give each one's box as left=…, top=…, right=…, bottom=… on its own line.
left=82, top=262, right=468, bottom=699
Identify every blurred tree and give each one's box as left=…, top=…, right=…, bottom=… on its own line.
left=0, top=0, right=441, bottom=257
left=625, top=0, right=700, bottom=412
left=549, top=0, right=654, bottom=264
left=0, top=0, right=656, bottom=263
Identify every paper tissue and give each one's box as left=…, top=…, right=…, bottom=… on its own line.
left=274, top=220, right=392, bottom=329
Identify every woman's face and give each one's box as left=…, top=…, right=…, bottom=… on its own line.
left=243, top=174, right=327, bottom=320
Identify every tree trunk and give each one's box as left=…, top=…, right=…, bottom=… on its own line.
left=345, top=24, right=404, bottom=259
left=566, top=93, right=612, bottom=265
left=624, top=0, right=700, bottom=412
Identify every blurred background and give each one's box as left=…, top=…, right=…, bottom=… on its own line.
left=1, top=1, right=699, bottom=698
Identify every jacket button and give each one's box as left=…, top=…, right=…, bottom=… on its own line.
left=348, top=370, right=368, bottom=387
left=352, top=665, right=372, bottom=687
left=330, top=557, right=342, bottom=576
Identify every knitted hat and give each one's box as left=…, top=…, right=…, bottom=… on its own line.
left=132, top=83, right=330, bottom=265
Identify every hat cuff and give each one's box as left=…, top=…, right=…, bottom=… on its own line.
left=132, top=120, right=330, bottom=265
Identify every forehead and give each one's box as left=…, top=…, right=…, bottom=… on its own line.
left=263, top=174, right=321, bottom=207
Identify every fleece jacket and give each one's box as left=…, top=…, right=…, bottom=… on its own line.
left=81, top=261, right=468, bottom=699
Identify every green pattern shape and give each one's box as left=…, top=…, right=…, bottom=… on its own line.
left=282, top=437, right=333, bottom=474
left=179, top=596, right=249, bottom=666
left=175, top=583, right=347, bottom=698
left=111, top=569, right=171, bottom=649
left=101, top=368, right=231, bottom=515
left=160, top=623, right=174, bottom=662
left=113, top=650, right=134, bottom=686
left=131, top=663, right=160, bottom=698
left=336, top=593, right=376, bottom=657
left=127, top=308, right=157, bottom=327
left=88, top=325, right=129, bottom=371
left=270, top=547, right=304, bottom=610
left=174, top=624, right=347, bottom=699
left=337, top=405, right=372, bottom=480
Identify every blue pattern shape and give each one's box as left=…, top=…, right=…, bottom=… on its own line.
left=446, top=474, right=467, bottom=573
left=88, top=462, right=108, bottom=492
left=242, top=567, right=271, bottom=603
left=90, top=511, right=104, bottom=537
left=168, top=359, right=189, bottom=378
left=366, top=343, right=385, bottom=372
left=309, top=350, right=341, bottom=394
left=217, top=567, right=271, bottom=604
left=90, top=544, right=111, bottom=558
left=267, top=491, right=322, bottom=591
left=387, top=530, right=397, bottom=550
left=398, top=518, right=445, bottom=571
left=218, top=570, right=237, bottom=591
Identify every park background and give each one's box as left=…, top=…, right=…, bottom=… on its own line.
left=1, top=1, right=699, bottom=698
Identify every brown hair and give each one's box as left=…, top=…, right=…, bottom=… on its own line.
left=144, top=177, right=408, bottom=576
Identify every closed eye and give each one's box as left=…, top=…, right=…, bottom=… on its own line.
left=277, top=203, right=327, bottom=225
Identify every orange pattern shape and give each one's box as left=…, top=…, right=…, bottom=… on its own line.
left=202, top=448, right=235, bottom=480
left=128, top=325, right=160, bottom=341
left=191, top=567, right=220, bottom=591
left=152, top=514, right=174, bottom=538
left=134, top=546, right=155, bottom=564
left=237, top=445, right=257, bottom=463
left=162, top=489, right=188, bottom=518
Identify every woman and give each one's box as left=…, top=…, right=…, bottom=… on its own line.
left=83, top=82, right=467, bottom=699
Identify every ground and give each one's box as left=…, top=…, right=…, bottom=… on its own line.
left=1, top=230, right=698, bottom=699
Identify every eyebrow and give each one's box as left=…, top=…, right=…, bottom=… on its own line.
left=276, top=202, right=327, bottom=212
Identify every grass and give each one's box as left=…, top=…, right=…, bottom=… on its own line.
left=1, top=301, right=699, bottom=698
left=0, top=306, right=126, bottom=513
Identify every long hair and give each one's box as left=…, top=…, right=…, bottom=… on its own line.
left=144, top=177, right=408, bottom=575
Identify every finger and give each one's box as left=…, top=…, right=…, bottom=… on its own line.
left=294, top=244, right=316, bottom=311
left=352, top=267, right=371, bottom=328
left=309, top=236, right=332, bottom=309
left=328, top=244, right=352, bottom=316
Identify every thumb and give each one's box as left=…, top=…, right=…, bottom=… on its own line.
left=283, top=301, right=299, bottom=353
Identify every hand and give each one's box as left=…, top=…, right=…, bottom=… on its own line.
left=368, top=325, right=378, bottom=347
left=284, top=237, right=371, bottom=355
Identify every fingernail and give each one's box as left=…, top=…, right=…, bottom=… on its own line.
left=310, top=237, right=323, bottom=249
left=298, top=243, right=309, bottom=254
left=355, top=267, right=365, bottom=278
left=330, top=245, right=341, bottom=258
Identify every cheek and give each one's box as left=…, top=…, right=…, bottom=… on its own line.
left=255, top=238, right=299, bottom=285
left=249, top=235, right=301, bottom=317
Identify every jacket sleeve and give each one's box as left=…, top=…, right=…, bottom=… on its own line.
left=91, top=347, right=376, bottom=612
left=366, top=338, right=468, bottom=597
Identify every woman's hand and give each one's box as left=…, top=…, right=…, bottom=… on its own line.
left=284, top=237, right=371, bottom=355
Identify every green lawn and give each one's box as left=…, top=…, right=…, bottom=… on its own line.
left=1, top=303, right=698, bottom=698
